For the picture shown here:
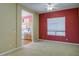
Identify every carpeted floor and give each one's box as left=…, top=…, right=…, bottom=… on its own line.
left=4, top=40, right=79, bottom=56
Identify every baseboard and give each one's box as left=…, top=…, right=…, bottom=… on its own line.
left=0, top=46, right=22, bottom=56
left=0, top=43, right=33, bottom=56
left=0, top=40, right=79, bottom=56
left=40, top=39, right=79, bottom=46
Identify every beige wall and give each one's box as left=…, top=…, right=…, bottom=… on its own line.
left=32, top=13, right=39, bottom=42
left=0, top=3, right=39, bottom=53
left=0, top=3, right=17, bottom=53
left=16, top=4, right=22, bottom=47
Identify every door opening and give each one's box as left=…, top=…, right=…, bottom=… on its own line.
left=21, top=9, right=33, bottom=46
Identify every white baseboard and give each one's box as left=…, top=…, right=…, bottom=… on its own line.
left=0, top=40, right=79, bottom=56
left=40, top=39, right=79, bottom=46
left=0, top=42, right=33, bottom=56
left=0, top=46, right=22, bottom=56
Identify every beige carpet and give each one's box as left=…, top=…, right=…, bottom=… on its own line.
left=4, top=40, right=79, bottom=56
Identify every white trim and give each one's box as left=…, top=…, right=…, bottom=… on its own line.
left=40, top=39, right=79, bottom=46
left=0, top=42, right=33, bottom=56
left=0, top=39, right=79, bottom=56
left=0, top=46, right=22, bottom=56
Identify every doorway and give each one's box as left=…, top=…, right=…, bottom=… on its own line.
left=21, top=9, right=32, bottom=46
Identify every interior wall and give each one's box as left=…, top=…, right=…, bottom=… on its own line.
left=16, top=4, right=22, bottom=47
left=0, top=3, right=39, bottom=53
left=39, top=8, right=79, bottom=44
left=0, top=3, right=17, bottom=53
left=23, top=15, right=32, bottom=20
left=32, top=13, right=39, bottom=42
left=78, top=8, right=79, bottom=18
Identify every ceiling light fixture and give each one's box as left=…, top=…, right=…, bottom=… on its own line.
left=46, top=3, right=56, bottom=11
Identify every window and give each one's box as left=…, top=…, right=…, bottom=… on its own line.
left=47, top=17, right=65, bottom=36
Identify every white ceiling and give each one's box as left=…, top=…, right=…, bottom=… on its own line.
left=20, top=3, right=79, bottom=14
left=22, top=9, right=32, bottom=17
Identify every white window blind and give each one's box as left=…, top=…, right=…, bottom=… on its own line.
left=47, top=17, right=65, bottom=36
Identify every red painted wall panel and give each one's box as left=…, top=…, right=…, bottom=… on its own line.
left=78, top=8, right=79, bottom=18
left=39, top=8, right=79, bottom=44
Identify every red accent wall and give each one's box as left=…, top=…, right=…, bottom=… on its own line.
left=39, top=8, right=79, bottom=44
left=78, top=8, right=79, bottom=18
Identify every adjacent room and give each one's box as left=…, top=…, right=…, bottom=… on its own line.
left=21, top=9, right=32, bottom=46
left=0, top=3, right=79, bottom=56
